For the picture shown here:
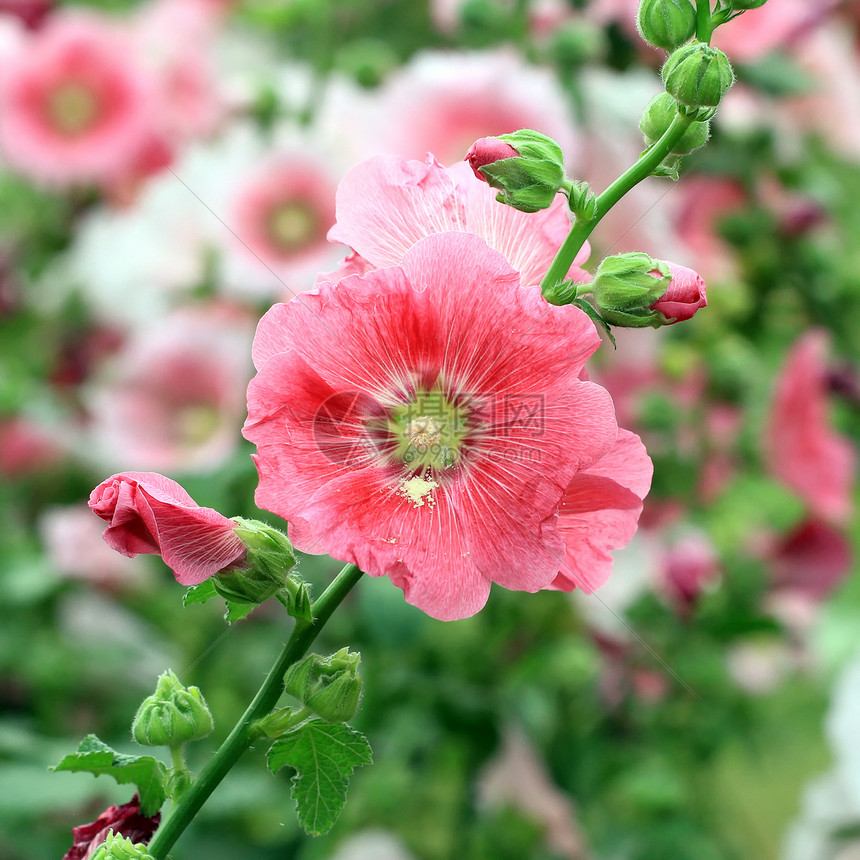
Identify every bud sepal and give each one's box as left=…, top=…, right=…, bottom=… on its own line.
left=283, top=648, right=363, bottom=723
left=636, top=0, right=696, bottom=53
left=662, top=41, right=734, bottom=108
left=88, top=832, right=156, bottom=860
left=131, top=670, right=214, bottom=748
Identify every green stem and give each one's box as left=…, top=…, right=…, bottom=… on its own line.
left=540, top=112, right=695, bottom=298
left=695, top=0, right=713, bottom=43
left=146, top=563, right=364, bottom=858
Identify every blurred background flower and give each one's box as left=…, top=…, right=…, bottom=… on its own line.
left=0, top=1, right=858, bottom=858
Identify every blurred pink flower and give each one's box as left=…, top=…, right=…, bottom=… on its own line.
left=244, top=231, right=620, bottom=620
left=0, top=0, right=54, bottom=30
left=85, top=305, right=254, bottom=473
left=656, top=532, right=720, bottom=617
left=63, top=794, right=160, bottom=860
left=769, top=517, right=852, bottom=603
left=550, top=429, right=652, bottom=592
left=0, top=417, right=63, bottom=476
left=765, top=330, right=855, bottom=524
left=230, top=155, right=339, bottom=294
left=650, top=262, right=707, bottom=323
left=672, top=175, right=747, bottom=279
left=41, top=504, right=145, bottom=587
left=0, top=13, right=156, bottom=186
left=89, top=471, right=246, bottom=586
left=328, top=49, right=580, bottom=169
left=321, top=154, right=589, bottom=288
left=713, top=0, right=832, bottom=63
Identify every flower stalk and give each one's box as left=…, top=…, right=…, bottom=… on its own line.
left=540, top=111, right=695, bottom=298
left=145, top=562, right=364, bottom=859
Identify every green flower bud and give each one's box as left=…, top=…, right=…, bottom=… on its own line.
left=590, top=252, right=671, bottom=328
left=662, top=42, right=734, bottom=108
left=640, top=92, right=710, bottom=154
left=636, top=0, right=696, bottom=52
left=466, top=129, right=566, bottom=213
left=132, top=670, right=213, bottom=747
left=214, top=518, right=297, bottom=606
left=283, top=647, right=363, bottom=723
left=89, top=833, right=155, bottom=860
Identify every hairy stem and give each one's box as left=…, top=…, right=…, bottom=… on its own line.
left=146, top=562, right=364, bottom=858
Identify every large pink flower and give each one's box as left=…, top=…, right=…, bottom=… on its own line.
left=320, top=154, right=589, bottom=288
left=765, top=330, right=855, bottom=524
left=550, top=429, right=652, bottom=594
left=0, top=13, right=156, bottom=186
left=89, top=471, right=246, bottom=585
left=244, top=232, right=619, bottom=620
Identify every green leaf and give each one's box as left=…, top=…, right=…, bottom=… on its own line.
left=50, top=734, right=167, bottom=816
left=572, top=298, right=617, bottom=348
left=183, top=579, right=256, bottom=623
left=267, top=720, right=372, bottom=836
left=183, top=580, right=217, bottom=607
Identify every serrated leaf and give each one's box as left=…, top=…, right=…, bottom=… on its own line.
left=267, top=721, right=372, bottom=836
left=50, top=735, right=167, bottom=816
left=183, top=580, right=217, bottom=607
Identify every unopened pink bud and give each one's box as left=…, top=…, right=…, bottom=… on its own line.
left=465, top=137, right=519, bottom=182
left=650, top=262, right=707, bottom=323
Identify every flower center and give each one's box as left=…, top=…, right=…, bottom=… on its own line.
left=46, top=83, right=100, bottom=136
left=389, top=389, right=469, bottom=472
left=266, top=201, right=317, bottom=253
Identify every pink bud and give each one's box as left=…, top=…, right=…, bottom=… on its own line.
left=650, top=262, right=707, bottom=323
left=465, top=137, right=519, bottom=182
left=89, top=472, right=246, bottom=585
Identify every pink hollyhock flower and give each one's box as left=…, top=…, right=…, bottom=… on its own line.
left=85, top=305, right=254, bottom=473
left=765, top=330, right=856, bottom=524
left=0, top=13, right=157, bottom=187
left=465, top=136, right=519, bottom=179
left=320, top=154, right=589, bottom=288
left=650, top=262, right=707, bottom=323
left=549, top=429, right=652, bottom=593
left=89, top=471, right=246, bottom=585
left=244, top=231, right=620, bottom=620
left=63, top=794, right=159, bottom=860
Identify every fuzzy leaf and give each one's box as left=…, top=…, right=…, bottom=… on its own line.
left=51, top=734, right=167, bottom=816
left=267, top=720, right=372, bottom=835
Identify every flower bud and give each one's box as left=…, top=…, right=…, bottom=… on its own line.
left=212, top=517, right=297, bottom=606
left=662, top=42, right=734, bottom=108
left=636, top=0, right=696, bottom=52
left=465, top=129, right=566, bottom=213
left=88, top=833, right=156, bottom=860
left=591, top=252, right=671, bottom=327
left=283, top=647, right=362, bottom=723
left=650, top=262, right=707, bottom=323
left=131, top=669, right=213, bottom=747
left=640, top=92, right=710, bottom=154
